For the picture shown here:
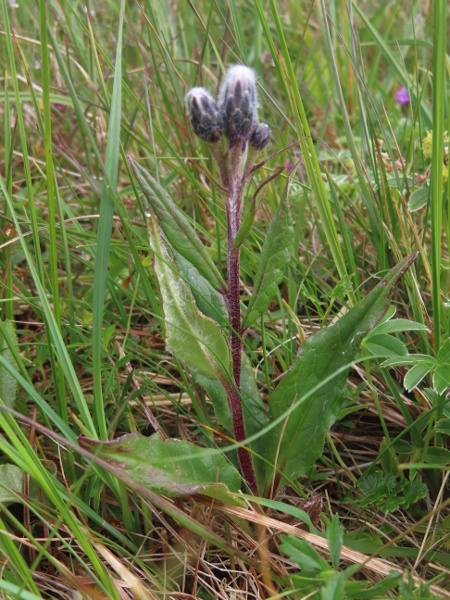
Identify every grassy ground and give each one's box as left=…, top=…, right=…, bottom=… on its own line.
left=0, top=0, right=449, bottom=598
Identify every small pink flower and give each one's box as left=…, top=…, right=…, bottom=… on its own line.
left=285, top=158, right=294, bottom=173
left=395, top=86, right=410, bottom=105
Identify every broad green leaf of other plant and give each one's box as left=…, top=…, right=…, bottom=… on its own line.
left=0, top=464, right=23, bottom=504
left=267, top=253, right=418, bottom=492
left=131, top=160, right=225, bottom=292
left=242, top=180, right=294, bottom=330
left=148, top=209, right=231, bottom=383
left=0, top=320, right=18, bottom=408
left=79, top=433, right=241, bottom=502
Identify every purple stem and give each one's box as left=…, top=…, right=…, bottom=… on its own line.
left=222, top=152, right=257, bottom=493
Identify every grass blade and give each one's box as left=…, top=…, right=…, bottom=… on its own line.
left=92, top=0, right=126, bottom=439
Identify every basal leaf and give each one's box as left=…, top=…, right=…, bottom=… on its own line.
left=197, top=353, right=269, bottom=493
left=131, top=159, right=225, bottom=292
left=240, top=353, right=270, bottom=492
left=267, top=253, right=417, bottom=490
left=196, top=373, right=232, bottom=430
left=79, top=433, right=241, bottom=501
left=149, top=213, right=231, bottom=382
left=242, top=181, right=294, bottom=330
left=0, top=321, right=18, bottom=408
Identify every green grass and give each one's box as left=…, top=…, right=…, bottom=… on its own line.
left=0, top=1, right=449, bottom=598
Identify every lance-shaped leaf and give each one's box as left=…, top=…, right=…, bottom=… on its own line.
left=240, top=352, right=270, bottom=492
left=267, top=253, right=418, bottom=491
left=131, top=159, right=225, bottom=292
left=242, top=181, right=294, bottom=330
left=174, top=251, right=228, bottom=325
left=149, top=211, right=231, bottom=382
left=79, top=433, right=242, bottom=502
left=233, top=194, right=256, bottom=249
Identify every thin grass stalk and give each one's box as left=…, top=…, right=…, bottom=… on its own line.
left=0, top=411, right=120, bottom=599
left=0, top=512, right=42, bottom=596
left=0, top=176, right=97, bottom=435
left=92, top=0, right=126, bottom=440
left=430, top=0, right=447, bottom=351
left=255, top=0, right=351, bottom=297
left=320, top=0, right=381, bottom=255
left=3, top=71, right=14, bottom=323
left=2, top=0, right=68, bottom=422
left=39, top=0, right=70, bottom=432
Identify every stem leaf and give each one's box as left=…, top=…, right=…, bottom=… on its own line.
left=243, top=181, right=294, bottom=330
left=131, top=160, right=225, bottom=292
left=149, top=212, right=231, bottom=382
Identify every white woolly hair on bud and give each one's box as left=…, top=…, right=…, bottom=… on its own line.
left=184, top=87, right=214, bottom=116
left=218, top=65, right=258, bottom=111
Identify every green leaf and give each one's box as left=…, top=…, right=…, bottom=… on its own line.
left=149, top=213, right=231, bottom=382
left=197, top=353, right=269, bottom=492
left=0, top=321, right=18, bottom=408
left=404, top=364, right=431, bottom=391
left=174, top=251, right=228, bottom=325
left=240, top=353, right=270, bottom=492
left=242, top=181, right=294, bottom=330
left=436, top=418, right=450, bottom=435
left=0, top=464, right=23, bottom=505
left=267, top=254, right=418, bottom=487
left=327, top=514, right=343, bottom=570
left=321, top=573, right=345, bottom=600
left=381, top=355, right=436, bottom=369
left=92, top=0, right=126, bottom=439
left=196, top=374, right=232, bottom=430
left=233, top=194, right=256, bottom=249
left=408, top=188, right=429, bottom=212
left=424, top=447, right=450, bottom=466
left=364, top=333, right=408, bottom=358
left=370, top=318, right=429, bottom=335
left=279, top=534, right=329, bottom=574
left=131, top=160, right=225, bottom=292
left=79, top=433, right=241, bottom=501
left=434, top=338, right=450, bottom=394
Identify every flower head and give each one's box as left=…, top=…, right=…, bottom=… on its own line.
left=249, top=123, right=271, bottom=151
left=218, top=65, right=258, bottom=149
left=395, top=86, right=410, bottom=106
left=185, top=87, right=222, bottom=143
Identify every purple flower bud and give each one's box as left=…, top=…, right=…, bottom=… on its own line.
left=185, top=87, right=222, bottom=143
left=395, top=86, right=410, bottom=106
left=249, top=123, right=271, bottom=151
left=218, top=65, right=258, bottom=149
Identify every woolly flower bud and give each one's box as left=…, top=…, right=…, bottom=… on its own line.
left=218, top=65, right=258, bottom=148
left=249, top=123, right=271, bottom=151
left=185, top=87, right=222, bottom=143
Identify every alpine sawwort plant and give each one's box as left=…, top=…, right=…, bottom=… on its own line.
left=131, top=65, right=417, bottom=496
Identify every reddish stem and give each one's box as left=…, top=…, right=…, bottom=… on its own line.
left=222, top=151, right=257, bottom=492
left=223, top=381, right=257, bottom=494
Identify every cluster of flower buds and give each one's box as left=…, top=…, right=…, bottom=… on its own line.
left=185, top=65, right=271, bottom=154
